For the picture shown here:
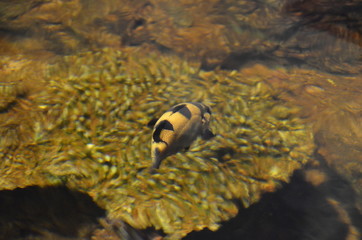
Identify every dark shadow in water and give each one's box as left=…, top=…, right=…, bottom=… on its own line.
left=213, top=147, right=236, bottom=163
left=184, top=156, right=362, bottom=240
left=216, top=52, right=307, bottom=72
left=218, top=52, right=269, bottom=70
left=0, top=186, right=105, bottom=239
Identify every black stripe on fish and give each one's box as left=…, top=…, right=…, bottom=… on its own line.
left=169, top=104, right=186, bottom=113
left=168, top=104, right=192, bottom=119
left=190, top=102, right=205, bottom=114
left=176, top=105, right=192, bottom=119
left=153, top=120, right=174, bottom=143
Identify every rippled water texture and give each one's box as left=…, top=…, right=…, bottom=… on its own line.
left=0, top=0, right=361, bottom=239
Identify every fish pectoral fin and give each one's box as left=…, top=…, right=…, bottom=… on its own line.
left=201, top=129, right=215, bottom=140
left=147, top=118, right=159, bottom=129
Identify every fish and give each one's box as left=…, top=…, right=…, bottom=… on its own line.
left=149, top=102, right=215, bottom=170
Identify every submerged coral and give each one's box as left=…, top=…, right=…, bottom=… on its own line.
left=0, top=48, right=314, bottom=238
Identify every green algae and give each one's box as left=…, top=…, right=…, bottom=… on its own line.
left=0, top=48, right=314, bottom=239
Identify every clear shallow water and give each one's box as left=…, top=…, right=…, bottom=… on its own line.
left=0, top=1, right=361, bottom=239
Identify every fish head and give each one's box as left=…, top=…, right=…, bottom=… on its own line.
left=198, top=104, right=215, bottom=140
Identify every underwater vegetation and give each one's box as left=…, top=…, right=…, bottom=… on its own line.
left=0, top=56, right=46, bottom=155
left=0, top=48, right=315, bottom=238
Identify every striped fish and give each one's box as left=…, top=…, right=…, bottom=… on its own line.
left=149, top=102, right=215, bottom=170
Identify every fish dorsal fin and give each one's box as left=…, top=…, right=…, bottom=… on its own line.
left=153, top=120, right=174, bottom=143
